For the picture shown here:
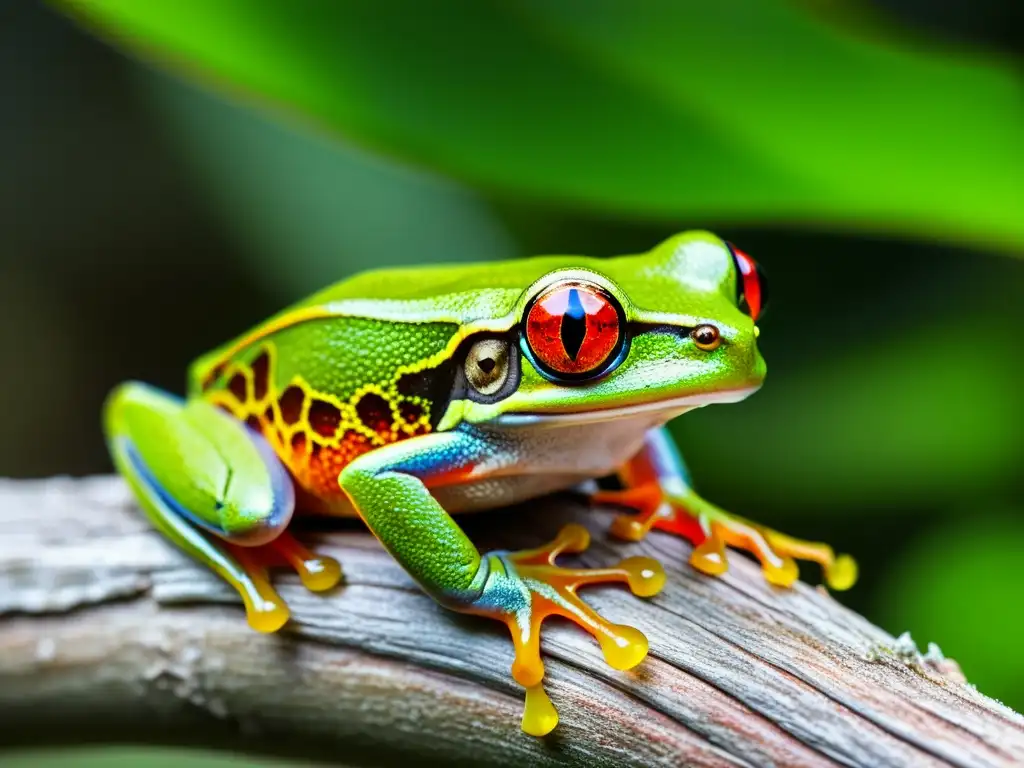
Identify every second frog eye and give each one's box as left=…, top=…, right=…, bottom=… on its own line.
left=523, top=281, right=624, bottom=381
left=726, top=241, right=769, bottom=322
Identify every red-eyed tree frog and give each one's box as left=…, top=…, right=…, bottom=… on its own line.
left=104, top=231, right=855, bottom=736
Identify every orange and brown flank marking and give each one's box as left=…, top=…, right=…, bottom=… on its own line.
left=308, top=400, right=342, bottom=437
left=278, top=386, right=304, bottom=425
left=399, top=401, right=423, bottom=424
left=302, top=433, right=375, bottom=499
left=290, top=432, right=308, bottom=456
left=356, top=392, right=392, bottom=435
left=251, top=352, right=270, bottom=401
left=228, top=373, right=249, bottom=403
left=263, top=404, right=275, bottom=424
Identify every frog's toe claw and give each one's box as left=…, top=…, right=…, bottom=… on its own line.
left=243, top=592, right=291, bottom=634
left=826, top=553, right=858, bottom=591
left=270, top=532, right=344, bottom=593
left=523, top=684, right=559, bottom=737
left=299, top=556, right=344, bottom=592
left=608, top=514, right=648, bottom=542
left=597, top=623, right=650, bottom=670
left=689, top=535, right=730, bottom=577
left=619, top=555, right=667, bottom=597
left=762, top=556, right=800, bottom=588
left=473, top=524, right=664, bottom=735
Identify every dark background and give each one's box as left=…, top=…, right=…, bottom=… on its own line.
left=3, top=1, right=1022, bottom=764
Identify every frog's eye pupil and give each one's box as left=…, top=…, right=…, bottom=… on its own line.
left=726, top=242, right=769, bottom=321
left=524, top=281, right=624, bottom=381
left=477, top=357, right=496, bottom=374
left=560, top=289, right=588, bottom=361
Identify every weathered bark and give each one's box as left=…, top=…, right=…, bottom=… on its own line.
left=0, top=476, right=1021, bottom=767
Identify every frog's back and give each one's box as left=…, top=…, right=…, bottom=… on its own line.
left=189, top=253, right=577, bottom=389
left=296, top=253, right=580, bottom=306
left=293, top=231, right=724, bottom=317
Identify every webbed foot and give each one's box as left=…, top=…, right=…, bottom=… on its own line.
left=104, top=381, right=344, bottom=635
left=464, top=524, right=665, bottom=736
left=594, top=483, right=857, bottom=591
left=227, top=531, right=344, bottom=632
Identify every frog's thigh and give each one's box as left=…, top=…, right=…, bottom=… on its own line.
left=104, top=381, right=296, bottom=632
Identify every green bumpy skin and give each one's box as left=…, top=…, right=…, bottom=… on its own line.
left=104, top=231, right=856, bottom=736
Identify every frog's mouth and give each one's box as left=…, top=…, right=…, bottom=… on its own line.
left=493, top=386, right=758, bottom=427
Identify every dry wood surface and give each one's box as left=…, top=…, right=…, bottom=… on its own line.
left=1, top=476, right=1022, bottom=767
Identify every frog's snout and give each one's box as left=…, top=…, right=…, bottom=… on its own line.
left=748, top=335, right=768, bottom=387
left=751, top=351, right=767, bottom=386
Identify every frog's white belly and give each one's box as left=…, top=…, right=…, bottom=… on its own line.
left=434, top=405, right=689, bottom=514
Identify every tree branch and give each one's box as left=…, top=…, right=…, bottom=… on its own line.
left=0, top=477, right=1021, bottom=767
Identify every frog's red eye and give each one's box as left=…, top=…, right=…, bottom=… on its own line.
left=523, top=281, right=624, bottom=381
left=727, top=242, right=769, bottom=321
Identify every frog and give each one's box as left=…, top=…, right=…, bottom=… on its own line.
left=104, top=231, right=856, bottom=736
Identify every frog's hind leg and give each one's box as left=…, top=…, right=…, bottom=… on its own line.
left=594, top=427, right=857, bottom=591
left=104, top=382, right=342, bottom=632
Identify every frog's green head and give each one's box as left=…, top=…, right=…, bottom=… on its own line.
left=443, top=231, right=768, bottom=428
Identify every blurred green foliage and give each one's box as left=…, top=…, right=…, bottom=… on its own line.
left=59, top=0, right=1024, bottom=250
left=4, top=0, right=1023, bottom=764
left=876, top=508, right=1024, bottom=709
left=142, top=70, right=516, bottom=297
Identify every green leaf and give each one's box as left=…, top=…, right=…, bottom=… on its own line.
left=873, top=510, right=1024, bottom=712
left=57, top=0, right=1023, bottom=251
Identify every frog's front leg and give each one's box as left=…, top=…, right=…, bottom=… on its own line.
left=338, top=428, right=665, bottom=737
left=593, top=427, right=857, bottom=591
left=104, top=382, right=342, bottom=632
